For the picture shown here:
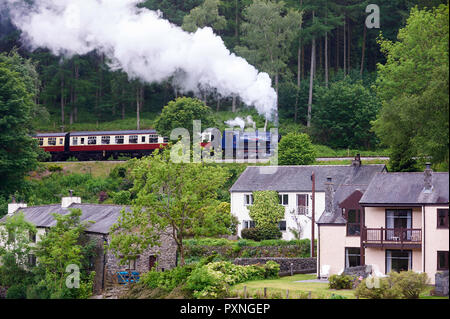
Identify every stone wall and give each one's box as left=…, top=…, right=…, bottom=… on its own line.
left=88, top=230, right=178, bottom=293
left=435, top=271, right=449, bottom=296
left=233, top=257, right=316, bottom=276
left=342, top=265, right=372, bottom=278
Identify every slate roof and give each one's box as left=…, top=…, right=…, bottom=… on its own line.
left=360, top=172, right=449, bottom=205
left=230, top=164, right=386, bottom=193
left=70, top=130, right=156, bottom=136
left=0, top=203, right=132, bottom=234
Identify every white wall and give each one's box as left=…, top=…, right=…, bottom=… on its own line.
left=231, top=191, right=326, bottom=240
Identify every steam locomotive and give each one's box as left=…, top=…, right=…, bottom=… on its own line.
left=34, top=129, right=279, bottom=161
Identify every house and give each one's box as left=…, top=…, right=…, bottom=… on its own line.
left=1, top=196, right=178, bottom=293
left=230, top=155, right=386, bottom=240
left=317, top=163, right=449, bottom=285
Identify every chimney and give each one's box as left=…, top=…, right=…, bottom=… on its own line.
left=8, top=196, right=27, bottom=216
left=61, top=190, right=81, bottom=208
left=352, top=154, right=361, bottom=167
left=424, top=162, right=433, bottom=193
left=324, top=176, right=334, bottom=214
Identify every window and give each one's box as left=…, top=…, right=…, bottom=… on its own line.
left=129, top=135, right=138, bottom=144
left=437, top=251, right=449, bottom=270
left=48, top=137, right=56, bottom=146
left=101, top=136, right=110, bottom=145
left=128, top=259, right=137, bottom=270
left=28, top=254, right=36, bottom=267
left=163, top=137, right=169, bottom=143
left=149, top=255, right=157, bottom=271
left=29, top=230, right=36, bottom=243
left=149, top=134, right=158, bottom=143
left=243, top=220, right=255, bottom=229
left=38, top=138, right=43, bottom=146
left=386, top=250, right=412, bottom=273
left=72, top=137, right=78, bottom=146
left=386, top=209, right=412, bottom=240
left=141, top=136, right=145, bottom=143
left=115, top=135, right=124, bottom=144
left=278, top=194, right=289, bottom=206
left=346, top=209, right=361, bottom=236
left=80, top=138, right=85, bottom=144
left=244, top=194, right=254, bottom=206
left=59, top=138, right=63, bottom=145
left=345, top=248, right=361, bottom=268
left=437, top=209, right=449, bottom=228
left=279, top=220, right=287, bottom=231
left=88, top=136, right=97, bottom=145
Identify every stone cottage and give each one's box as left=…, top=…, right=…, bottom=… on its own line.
left=1, top=196, right=178, bottom=294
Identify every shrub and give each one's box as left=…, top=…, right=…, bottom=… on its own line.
left=328, top=274, right=354, bottom=290
left=388, top=271, right=429, bottom=299
left=263, top=260, right=280, bottom=278
left=278, top=133, right=316, bottom=165
left=241, top=228, right=263, bottom=241
left=47, top=165, right=63, bottom=172
left=329, top=294, right=347, bottom=299
left=6, top=284, right=27, bottom=299
left=355, top=276, right=402, bottom=299
left=257, top=225, right=282, bottom=240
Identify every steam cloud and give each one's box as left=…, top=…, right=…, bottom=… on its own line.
left=224, top=115, right=256, bottom=130
left=4, top=0, right=277, bottom=120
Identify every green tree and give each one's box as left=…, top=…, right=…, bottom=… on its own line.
left=33, top=209, right=96, bottom=299
left=0, top=212, right=36, bottom=288
left=235, top=0, right=302, bottom=107
left=109, top=149, right=229, bottom=266
left=193, top=201, right=238, bottom=236
left=278, top=132, right=316, bottom=165
left=373, top=4, right=449, bottom=169
left=154, top=97, right=216, bottom=138
left=248, top=190, right=285, bottom=240
left=0, top=52, right=40, bottom=201
left=182, top=0, right=227, bottom=32
left=312, top=79, right=380, bottom=149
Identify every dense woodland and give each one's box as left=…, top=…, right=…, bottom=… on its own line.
left=0, top=0, right=444, bottom=128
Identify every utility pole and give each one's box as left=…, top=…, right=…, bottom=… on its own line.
left=311, top=171, right=315, bottom=257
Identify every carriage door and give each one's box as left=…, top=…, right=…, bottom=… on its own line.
left=149, top=255, right=157, bottom=271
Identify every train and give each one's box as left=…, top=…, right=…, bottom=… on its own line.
left=34, top=129, right=279, bottom=161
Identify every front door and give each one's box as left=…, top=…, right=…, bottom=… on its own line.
left=149, top=255, right=157, bottom=271
left=386, top=210, right=412, bottom=240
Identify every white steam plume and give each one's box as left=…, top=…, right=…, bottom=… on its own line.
left=4, top=0, right=277, bottom=120
left=224, top=117, right=246, bottom=130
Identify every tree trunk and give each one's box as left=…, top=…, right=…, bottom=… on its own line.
left=60, top=71, right=65, bottom=125
left=360, top=24, right=367, bottom=76
left=335, top=27, right=339, bottom=72
left=74, top=62, right=79, bottom=122
left=232, top=96, right=236, bottom=112
left=343, top=17, right=346, bottom=75
left=235, top=0, right=239, bottom=45
left=307, top=37, right=315, bottom=127
left=136, top=85, right=140, bottom=130
left=216, top=96, right=220, bottom=112
left=295, top=37, right=302, bottom=123
left=121, top=87, right=125, bottom=120
left=325, top=32, right=328, bottom=88
left=348, top=20, right=351, bottom=73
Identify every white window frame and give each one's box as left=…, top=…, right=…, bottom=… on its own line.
left=244, top=194, right=254, bottom=206
left=278, top=193, right=289, bottom=206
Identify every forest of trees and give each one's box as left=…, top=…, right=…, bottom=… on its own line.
left=0, top=0, right=448, bottom=169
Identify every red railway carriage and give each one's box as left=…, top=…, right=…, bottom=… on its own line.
left=34, top=130, right=169, bottom=161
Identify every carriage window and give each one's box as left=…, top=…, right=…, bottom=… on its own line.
left=48, top=137, right=56, bottom=146
left=129, top=135, right=138, bottom=144
left=115, top=136, right=124, bottom=144
left=59, top=138, right=63, bottom=145
left=88, top=136, right=97, bottom=145
left=38, top=138, right=44, bottom=146
left=149, top=135, right=158, bottom=143
left=101, top=136, right=110, bottom=145
left=80, top=138, right=85, bottom=144
left=163, top=137, right=169, bottom=143
left=72, top=137, right=78, bottom=146
left=141, top=136, right=145, bottom=143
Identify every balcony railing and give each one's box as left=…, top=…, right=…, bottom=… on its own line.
left=362, top=227, right=422, bottom=246
left=296, top=205, right=309, bottom=216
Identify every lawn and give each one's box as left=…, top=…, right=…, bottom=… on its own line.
left=231, top=274, right=356, bottom=299
left=230, top=274, right=448, bottom=299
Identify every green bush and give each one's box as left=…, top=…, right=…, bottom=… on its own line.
left=278, top=133, right=316, bottom=165
left=47, top=165, right=63, bottom=172
left=241, top=228, right=263, bottom=241
left=328, top=274, right=355, bottom=290
left=355, top=271, right=429, bottom=299
left=388, top=271, right=429, bottom=299
left=6, top=284, right=27, bottom=299
left=141, top=264, right=196, bottom=292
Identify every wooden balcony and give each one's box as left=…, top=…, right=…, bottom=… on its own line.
left=362, top=227, right=422, bottom=249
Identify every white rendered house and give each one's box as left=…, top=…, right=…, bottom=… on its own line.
left=229, top=156, right=386, bottom=241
